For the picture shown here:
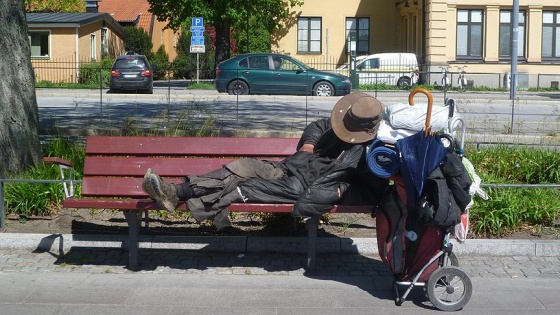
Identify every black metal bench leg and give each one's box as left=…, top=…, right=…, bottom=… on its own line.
left=306, top=216, right=319, bottom=272
left=124, top=211, right=142, bottom=270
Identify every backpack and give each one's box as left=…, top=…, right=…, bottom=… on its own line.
left=417, top=167, right=462, bottom=229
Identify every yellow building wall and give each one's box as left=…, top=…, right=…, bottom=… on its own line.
left=420, top=0, right=560, bottom=78
left=153, top=19, right=178, bottom=61
left=30, top=22, right=125, bottom=84
left=272, top=0, right=398, bottom=67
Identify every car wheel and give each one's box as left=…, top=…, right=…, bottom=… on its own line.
left=227, top=80, right=249, bottom=95
left=397, top=77, right=412, bottom=88
left=313, top=81, right=334, bottom=97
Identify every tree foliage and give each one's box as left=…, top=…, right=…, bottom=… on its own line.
left=124, top=26, right=154, bottom=58
left=147, top=0, right=303, bottom=64
left=25, top=0, right=85, bottom=12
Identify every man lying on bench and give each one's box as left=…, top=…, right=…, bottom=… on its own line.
left=142, top=92, right=389, bottom=230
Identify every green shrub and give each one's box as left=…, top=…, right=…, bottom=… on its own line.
left=150, top=46, right=171, bottom=80
left=78, top=58, right=113, bottom=87
left=466, top=146, right=560, bottom=237
left=4, top=165, right=66, bottom=217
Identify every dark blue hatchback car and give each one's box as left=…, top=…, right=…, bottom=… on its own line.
left=215, top=53, right=351, bottom=97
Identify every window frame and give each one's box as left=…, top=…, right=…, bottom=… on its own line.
left=499, top=10, right=526, bottom=61
left=297, top=17, right=322, bottom=54
left=90, top=34, right=97, bottom=61
left=346, top=17, right=370, bottom=56
left=542, top=11, right=560, bottom=60
left=29, top=30, right=51, bottom=59
left=456, top=9, right=484, bottom=61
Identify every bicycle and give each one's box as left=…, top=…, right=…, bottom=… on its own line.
left=456, top=65, right=468, bottom=92
left=439, top=66, right=451, bottom=87
left=439, top=66, right=450, bottom=104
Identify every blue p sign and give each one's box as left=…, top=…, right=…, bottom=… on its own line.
left=192, top=17, right=203, bottom=27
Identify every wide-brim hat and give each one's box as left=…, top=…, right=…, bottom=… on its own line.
left=331, top=92, right=384, bottom=144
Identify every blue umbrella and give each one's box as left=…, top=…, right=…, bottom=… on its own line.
left=395, top=88, right=449, bottom=206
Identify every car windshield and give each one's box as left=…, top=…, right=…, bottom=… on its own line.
left=115, top=58, right=146, bottom=69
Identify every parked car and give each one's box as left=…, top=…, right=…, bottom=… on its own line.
left=215, top=53, right=351, bottom=97
left=334, top=53, right=419, bottom=87
left=109, top=54, right=153, bottom=94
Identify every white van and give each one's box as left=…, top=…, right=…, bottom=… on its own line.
left=336, top=53, right=419, bottom=87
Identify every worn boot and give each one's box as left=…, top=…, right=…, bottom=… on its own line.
left=142, top=168, right=179, bottom=211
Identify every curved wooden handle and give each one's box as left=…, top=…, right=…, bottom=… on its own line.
left=408, top=87, right=434, bottom=136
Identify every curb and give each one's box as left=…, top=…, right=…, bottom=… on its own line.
left=2, top=233, right=560, bottom=257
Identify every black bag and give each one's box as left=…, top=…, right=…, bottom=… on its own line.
left=440, top=153, right=472, bottom=210
left=417, top=168, right=462, bottom=229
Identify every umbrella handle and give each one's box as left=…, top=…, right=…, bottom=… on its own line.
left=408, top=87, right=433, bottom=137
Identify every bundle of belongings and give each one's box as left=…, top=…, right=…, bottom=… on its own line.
left=366, top=96, right=488, bottom=243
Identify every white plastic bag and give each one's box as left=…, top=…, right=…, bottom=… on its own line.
left=453, top=157, right=489, bottom=243
left=376, top=119, right=416, bottom=144
left=384, top=102, right=454, bottom=132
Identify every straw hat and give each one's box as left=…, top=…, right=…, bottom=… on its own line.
left=331, top=92, right=384, bottom=144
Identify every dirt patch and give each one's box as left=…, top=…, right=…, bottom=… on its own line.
left=2, top=208, right=377, bottom=238
left=4, top=208, right=559, bottom=240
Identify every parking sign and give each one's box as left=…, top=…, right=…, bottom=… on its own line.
left=192, top=17, right=203, bottom=27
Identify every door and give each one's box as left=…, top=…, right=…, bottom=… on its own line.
left=268, top=56, right=308, bottom=94
left=239, top=55, right=272, bottom=94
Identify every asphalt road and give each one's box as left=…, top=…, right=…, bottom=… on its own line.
left=35, top=87, right=560, bottom=139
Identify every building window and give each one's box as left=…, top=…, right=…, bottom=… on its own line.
left=101, top=27, right=108, bottom=57
left=456, top=9, right=483, bottom=59
left=29, top=31, right=50, bottom=58
left=542, top=11, right=560, bottom=59
left=90, top=34, right=96, bottom=61
left=346, top=17, right=369, bottom=55
left=297, top=17, right=321, bottom=54
left=499, top=10, right=526, bottom=59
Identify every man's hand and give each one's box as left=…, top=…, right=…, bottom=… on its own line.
left=299, top=144, right=315, bottom=153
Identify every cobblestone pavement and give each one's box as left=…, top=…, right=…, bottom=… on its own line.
left=1, top=248, right=559, bottom=279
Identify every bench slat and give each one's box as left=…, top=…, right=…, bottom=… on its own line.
left=63, top=198, right=374, bottom=214
left=83, top=157, right=240, bottom=177
left=81, top=177, right=185, bottom=197
left=85, top=136, right=300, bottom=157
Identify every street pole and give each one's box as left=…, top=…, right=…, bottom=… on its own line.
left=510, top=0, right=519, bottom=133
left=510, top=0, right=519, bottom=100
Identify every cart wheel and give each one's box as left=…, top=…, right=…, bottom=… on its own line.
left=427, top=266, right=472, bottom=311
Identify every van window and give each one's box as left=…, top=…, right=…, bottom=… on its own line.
left=361, top=58, right=380, bottom=70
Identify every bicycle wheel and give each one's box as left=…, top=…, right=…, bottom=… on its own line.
left=458, top=77, right=467, bottom=92
left=427, top=266, right=472, bottom=311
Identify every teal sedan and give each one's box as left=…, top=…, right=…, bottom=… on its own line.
left=214, top=53, right=351, bottom=97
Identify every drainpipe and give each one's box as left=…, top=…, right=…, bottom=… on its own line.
left=421, top=0, right=427, bottom=82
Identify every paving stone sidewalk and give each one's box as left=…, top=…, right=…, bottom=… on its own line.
left=1, top=248, right=559, bottom=279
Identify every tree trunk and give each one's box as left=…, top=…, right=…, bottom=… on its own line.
left=0, top=0, right=42, bottom=177
left=214, top=19, right=231, bottom=65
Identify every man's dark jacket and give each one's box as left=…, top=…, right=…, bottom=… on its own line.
left=238, top=118, right=387, bottom=217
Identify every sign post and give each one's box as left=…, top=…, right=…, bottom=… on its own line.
left=348, top=31, right=359, bottom=90
left=190, top=17, right=205, bottom=83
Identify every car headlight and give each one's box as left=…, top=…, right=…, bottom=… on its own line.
left=343, top=78, right=351, bottom=84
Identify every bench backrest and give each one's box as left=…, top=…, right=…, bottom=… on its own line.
left=81, top=136, right=300, bottom=198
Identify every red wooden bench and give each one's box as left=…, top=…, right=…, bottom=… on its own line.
left=58, top=136, right=375, bottom=271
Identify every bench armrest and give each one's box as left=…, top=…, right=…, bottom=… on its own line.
left=43, top=157, right=74, bottom=168
left=43, top=157, right=75, bottom=198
